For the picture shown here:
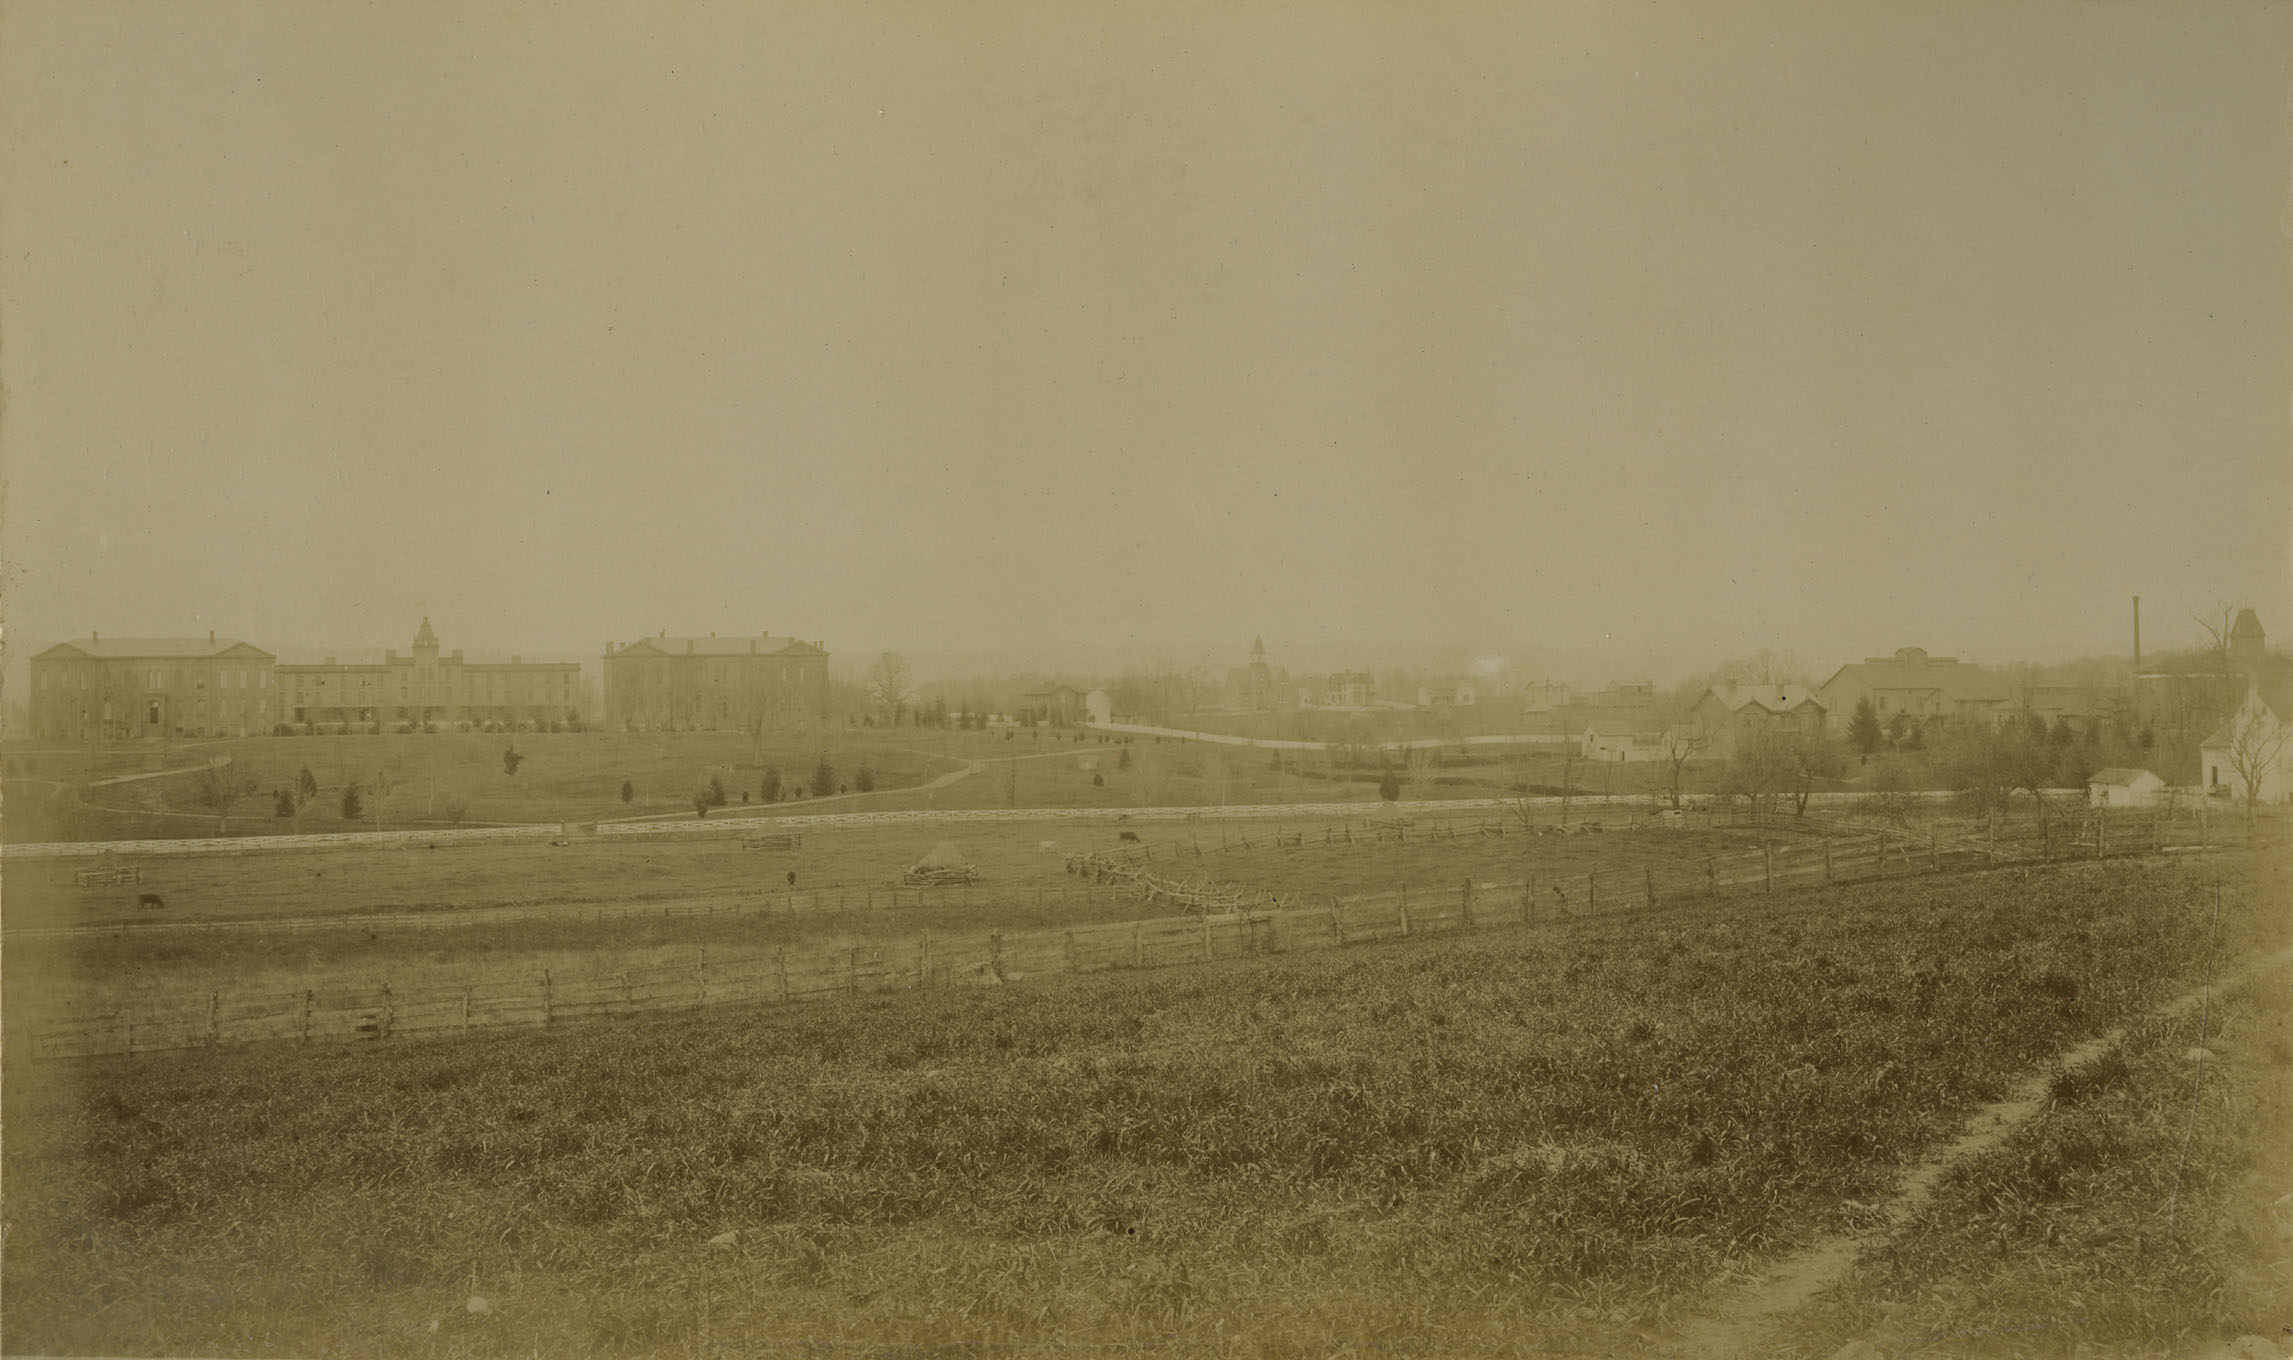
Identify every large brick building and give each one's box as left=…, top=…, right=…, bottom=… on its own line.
left=602, top=631, right=829, bottom=732
left=277, top=619, right=583, bottom=732
left=28, top=633, right=279, bottom=741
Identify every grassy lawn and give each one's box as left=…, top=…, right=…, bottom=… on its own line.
left=5, top=853, right=2280, bottom=1358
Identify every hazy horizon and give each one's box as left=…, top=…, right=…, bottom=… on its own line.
left=4, top=2, right=2288, bottom=694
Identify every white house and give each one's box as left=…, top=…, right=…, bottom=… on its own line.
left=1085, top=689, right=1113, bottom=725
left=2200, top=684, right=2292, bottom=804
left=2086, top=767, right=2165, bottom=809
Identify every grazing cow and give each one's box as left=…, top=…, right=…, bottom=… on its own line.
left=1118, top=831, right=1141, bottom=843
left=137, top=892, right=166, bottom=910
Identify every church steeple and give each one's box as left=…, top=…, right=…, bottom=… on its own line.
left=413, top=617, right=440, bottom=657
left=1251, top=635, right=1267, bottom=660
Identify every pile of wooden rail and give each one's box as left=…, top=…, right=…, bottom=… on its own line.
left=1066, top=851, right=1277, bottom=917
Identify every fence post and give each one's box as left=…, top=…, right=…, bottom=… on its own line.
left=463, top=985, right=473, bottom=1033
left=920, top=931, right=932, bottom=988
left=1588, top=871, right=1597, bottom=912
left=1824, top=840, right=1833, bottom=880
left=1398, top=885, right=1411, bottom=936
left=2098, top=815, right=2107, bottom=859
left=1988, top=817, right=1996, bottom=863
left=543, top=970, right=554, bottom=1026
left=1763, top=846, right=1774, bottom=894
left=1133, top=921, right=1144, bottom=967
left=1201, top=911, right=1212, bottom=960
left=849, top=947, right=861, bottom=997
left=1645, top=865, right=1655, bottom=907
left=1706, top=858, right=1717, bottom=898
left=381, top=983, right=395, bottom=1039
left=301, top=990, right=313, bottom=1045
left=776, top=949, right=789, bottom=1002
left=1522, top=878, right=1533, bottom=926
left=209, top=990, right=221, bottom=1046
left=698, top=948, right=710, bottom=1007
left=1930, top=830, right=1939, bottom=871
left=1065, top=928, right=1078, bottom=972
left=1331, top=897, right=1345, bottom=946
left=2042, top=820, right=2051, bottom=861
left=1461, top=877, right=1475, bottom=928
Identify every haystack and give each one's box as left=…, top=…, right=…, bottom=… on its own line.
left=904, top=840, right=979, bottom=886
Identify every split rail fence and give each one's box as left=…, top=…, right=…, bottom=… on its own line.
left=13, top=820, right=2189, bottom=1062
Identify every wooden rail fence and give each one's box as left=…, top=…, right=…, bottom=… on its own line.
left=16, top=822, right=2192, bottom=1062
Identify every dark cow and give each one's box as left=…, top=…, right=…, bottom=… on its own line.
left=137, top=892, right=167, bottom=910
left=1118, top=831, right=1142, bottom=843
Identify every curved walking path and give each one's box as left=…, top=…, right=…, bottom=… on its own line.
left=1651, top=939, right=2293, bottom=1359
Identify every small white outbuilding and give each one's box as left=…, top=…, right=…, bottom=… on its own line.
left=2087, top=767, right=2164, bottom=809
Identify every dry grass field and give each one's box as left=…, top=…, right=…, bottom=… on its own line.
left=5, top=849, right=2283, bottom=1358
left=2, top=729, right=1570, bottom=845
left=2, top=811, right=1789, bottom=1036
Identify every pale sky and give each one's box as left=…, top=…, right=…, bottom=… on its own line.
left=3, top=1, right=2288, bottom=682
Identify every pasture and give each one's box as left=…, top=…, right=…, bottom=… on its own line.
left=2, top=808, right=1793, bottom=1046
left=4, top=851, right=2282, bottom=1358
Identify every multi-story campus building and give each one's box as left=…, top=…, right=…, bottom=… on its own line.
left=27, top=633, right=280, bottom=741
left=277, top=619, right=583, bottom=732
left=601, top=631, right=830, bottom=731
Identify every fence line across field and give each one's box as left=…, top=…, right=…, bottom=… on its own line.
left=13, top=817, right=2188, bottom=1062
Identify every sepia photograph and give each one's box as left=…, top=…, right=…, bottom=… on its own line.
left=2, top=2, right=2289, bottom=1356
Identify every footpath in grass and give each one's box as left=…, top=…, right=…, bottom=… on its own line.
left=1764, top=871, right=2293, bottom=1360
left=5, top=854, right=2282, bottom=1358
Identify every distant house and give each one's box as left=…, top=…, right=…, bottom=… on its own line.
left=1690, top=683, right=1828, bottom=757
left=1323, top=671, right=1376, bottom=707
left=2087, top=768, right=2165, bottom=809
left=2019, top=684, right=2110, bottom=738
left=1085, top=689, right=1113, bottom=725
left=1020, top=685, right=1087, bottom=726
left=1417, top=682, right=1477, bottom=708
left=1583, top=720, right=1658, bottom=763
left=2199, top=684, right=2293, bottom=804
left=1816, top=647, right=2007, bottom=733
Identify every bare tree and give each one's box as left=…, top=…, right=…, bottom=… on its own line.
left=866, top=653, right=913, bottom=726
left=2221, top=690, right=2290, bottom=833
left=1656, top=722, right=1708, bottom=808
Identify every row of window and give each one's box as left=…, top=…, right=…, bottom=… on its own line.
left=36, top=668, right=270, bottom=691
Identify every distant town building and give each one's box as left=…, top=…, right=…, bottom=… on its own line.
left=1226, top=637, right=1296, bottom=711
left=1816, top=647, right=2007, bottom=731
left=278, top=619, right=581, bottom=732
left=1019, top=684, right=1088, bottom=726
left=2086, top=767, right=2165, bottom=809
left=1582, top=719, right=1658, bottom=763
left=1417, top=682, right=1478, bottom=708
left=2230, top=606, right=2268, bottom=674
left=1085, top=688, right=1114, bottom=725
left=1690, top=683, right=1828, bottom=757
left=1322, top=671, right=1376, bottom=707
left=602, top=631, right=829, bottom=732
left=28, top=632, right=277, bottom=741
